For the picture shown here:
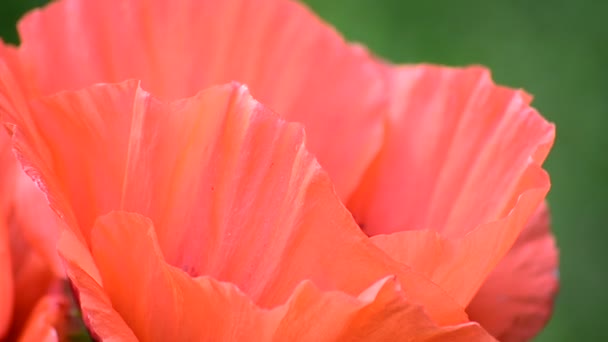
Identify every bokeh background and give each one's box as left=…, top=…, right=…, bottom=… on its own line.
left=1, top=0, right=606, bottom=340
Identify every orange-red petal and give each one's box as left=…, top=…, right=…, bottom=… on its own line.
left=276, top=277, right=494, bottom=341
left=467, top=202, right=559, bottom=341
left=89, top=212, right=274, bottom=341
left=8, top=80, right=470, bottom=325
left=0, top=128, right=65, bottom=341
left=12, top=169, right=63, bottom=276
left=350, top=65, right=555, bottom=306
left=0, top=41, right=33, bottom=140
left=7, top=241, right=54, bottom=339
left=0, top=98, right=63, bottom=340
left=0, top=124, right=15, bottom=337
left=67, top=210, right=495, bottom=341
left=350, top=64, right=554, bottom=236
left=370, top=165, right=549, bottom=307
left=4, top=156, right=57, bottom=340
left=0, top=214, right=12, bottom=338
left=58, top=228, right=137, bottom=342
left=15, top=0, right=386, bottom=198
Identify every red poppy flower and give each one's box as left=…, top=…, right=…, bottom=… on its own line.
left=0, top=0, right=558, bottom=341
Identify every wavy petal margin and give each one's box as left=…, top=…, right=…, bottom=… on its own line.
left=15, top=0, right=387, bottom=198
left=58, top=211, right=494, bottom=341
left=4, top=80, right=479, bottom=327
left=349, top=65, right=555, bottom=306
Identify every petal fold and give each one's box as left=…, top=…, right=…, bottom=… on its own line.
left=0, top=101, right=62, bottom=340
left=89, top=211, right=275, bottom=341
left=467, top=202, right=559, bottom=341
left=58, top=228, right=137, bottom=342
left=351, top=65, right=555, bottom=305
left=62, top=210, right=495, bottom=341
left=15, top=0, right=387, bottom=198
left=9, top=80, right=470, bottom=325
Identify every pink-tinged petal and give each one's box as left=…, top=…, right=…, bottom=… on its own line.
left=7, top=183, right=56, bottom=339
left=0, top=121, right=15, bottom=338
left=0, top=42, right=35, bottom=147
left=467, top=202, right=559, bottom=341
left=276, top=277, right=495, bottom=341
left=370, top=166, right=549, bottom=308
left=58, top=229, right=137, bottom=342
left=350, top=65, right=554, bottom=236
left=1, top=124, right=60, bottom=339
left=350, top=65, right=554, bottom=306
left=0, top=218, right=12, bottom=338
left=15, top=0, right=386, bottom=198
left=13, top=169, right=63, bottom=276
left=89, top=212, right=277, bottom=341
left=8, top=80, right=469, bottom=325
left=7, top=247, right=54, bottom=339
left=78, top=211, right=495, bottom=341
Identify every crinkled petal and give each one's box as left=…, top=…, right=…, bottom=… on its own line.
left=350, top=65, right=554, bottom=306
left=68, top=211, right=495, bottom=341
left=350, top=64, right=554, bottom=236
left=370, top=165, right=549, bottom=308
left=89, top=212, right=276, bottom=341
left=8, top=80, right=469, bottom=324
left=276, top=277, right=495, bottom=342
left=467, top=202, right=559, bottom=341
left=15, top=0, right=386, bottom=198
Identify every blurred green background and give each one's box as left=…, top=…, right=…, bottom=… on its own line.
left=1, top=0, right=606, bottom=340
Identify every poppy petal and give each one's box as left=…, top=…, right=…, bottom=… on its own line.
left=13, top=169, right=63, bottom=276
left=0, top=42, right=35, bottom=152
left=276, top=277, right=495, bottom=342
left=0, top=126, right=59, bottom=339
left=82, top=211, right=495, bottom=341
left=7, top=180, right=56, bottom=338
left=0, top=111, right=16, bottom=337
left=8, top=80, right=469, bottom=325
left=16, top=0, right=386, bottom=198
left=466, top=202, right=559, bottom=341
left=350, top=65, right=554, bottom=306
left=88, top=211, right=275, bottom=341
left=370, top=165, right=549, bottom=307
left=7, top=244, right=54, bottom=338
left=0, top=218, right=12, bottom=338
left=58, top=228, right=137, bottom=342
